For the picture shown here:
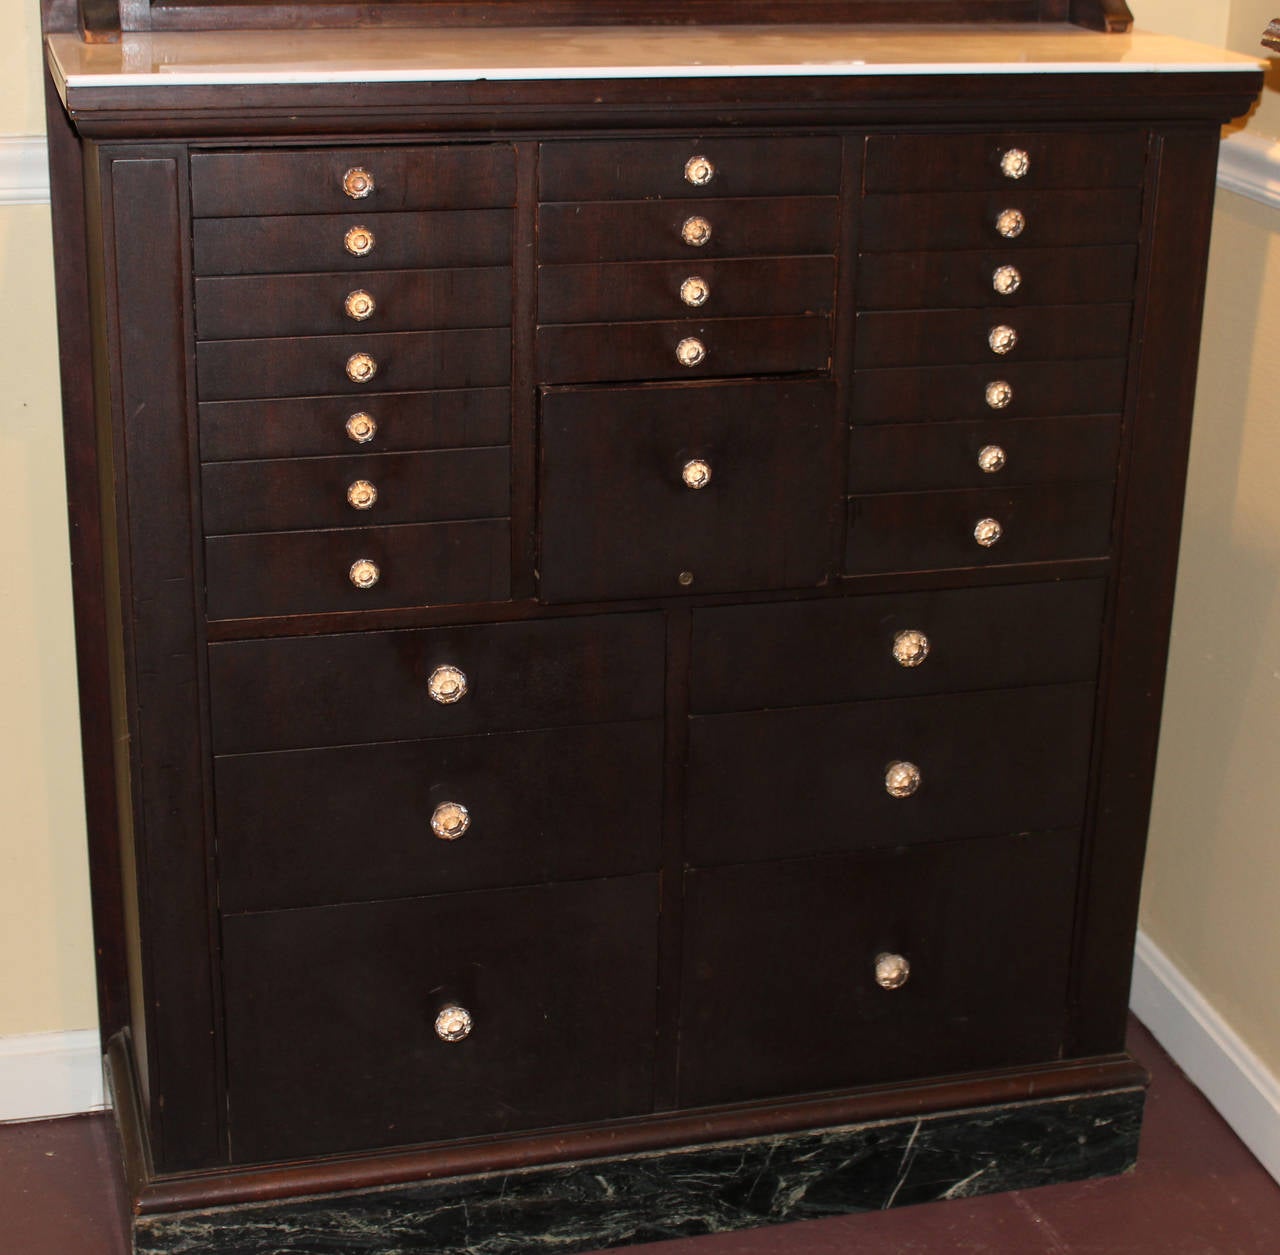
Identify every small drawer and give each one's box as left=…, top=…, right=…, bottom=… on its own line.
left=678, top=832, right=1077, bottom=1107
left=538, top=380, right=837, bottom=603
left=854, top=304, right=1132, bottom=369
left=540, top=136, right=842, bottom=201
left=844, top=482, right=1115, bottom=574
left=198, top=388, right=510, bottom=463
left=201, top=447, right=510, bottom=535
left=223, top=875, right=657, bottom=1163
left=207, top=612, right=666, bottom=754
left=193, top=209, right=513, bottom=276
left=195, top=267, right=512, bottom=340
left=191, top=144, right=516, bottom=218
left=196, top=327, right=511, bottom=402
left=204, top=518, right=510, bottom=620
left=863, top=131, right=1146, bottom=192
left=215, top=720, right=663, bottom=913
left=538, top=257, right=836, bottom=325
left=538, top=197, right=839, bottom=264
left=855, top=245, right=1139, bottom=310
left=536, top=316, right=830, bottom=386
left=847, top=415, right=1121, bottom=494
left=690, top=579, right=1106, bottom=715
left=860, top=189, right=1142, bottom=253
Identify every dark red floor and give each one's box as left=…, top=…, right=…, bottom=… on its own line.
left=4, top=1019, right=1278, bottom=1254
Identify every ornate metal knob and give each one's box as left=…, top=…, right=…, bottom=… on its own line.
left=682, top=459, right=712, bottom=489
left=677, top=571, right=694, bottom=587
left=995, top=208, right=1026, bottom=240
left=985, top=380, right=1013, bottom=411
left=676, top=337, right=707, bottom=368
left=684, top=155, right=716, bottom=186
left=434, top=1003, right=473, bottom=1043
left=345, top=289, right=376, bottom=321
left=988, top=325, right=1018, bottom=356
left=348, top=558, right=380, bottom=589
left=682, top=215, right=712, bottom=247
left=977, top=444, right=1007, bottom=474
left=884, top=760, right=921, bottom=799
left=342, top=167, right=375, bottom=199
left=875, top=952, right=911, bottom=990
left=346, top=479, right=377, bottom=510
left=892, top=629, right=930, bottom=668
left=344, top=225, right=375, bottom=256
left=1000, top=148, right=1031, bottom=180
left=427, top=664, right=468, bottom=705
left=992, top=265, right=1022, bottom=296
left=431, top=801, right=471, bottom=841
left=974, top=517, right=1004, bottom=548
left=346, top=352, right=377, bottom=384
left=680, top=275, right=710, bottom=308
left=345, top=411, right=377, bottom=444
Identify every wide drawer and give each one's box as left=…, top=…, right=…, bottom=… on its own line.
left=690, top=579, right=1106, bottom=715
left=223, top=875, right=658, bottom=1163
left=685, top=682, right=1095, bottom=865
left=844, top=482, right=1115, bottom=573
left=540, top=137, right=842, bottom=201
left=207, top=612, right=666, bottom=753
left=191, top=144, right=517, bottom=218
left=215, top=720, right=663, bottom=912
left=205, top=519, right=510, bottom=620
left=678, top=832, right=1077, bottom=1107
left=201, top=447, right=510, bottom=534
left=539, top=380, right=837, bottom=603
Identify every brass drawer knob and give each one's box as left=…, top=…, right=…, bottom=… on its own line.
left=342, top=166, right=375, bottom=199
left=992, top=264, right=1022, bottom=296
left=988, top=324, right=1018, bottom=356
left=346, top=352, right=378, bottom=384
left=676, top=337, right=707, bottom=368
left=892, top=629, right=930, bottom=668
left=344, top=225, right=375, bottom=257
left=348, top=558, right=380, bottom=589
left=974, top=517, right=1004, bottom=548
left=1000, top=148, right=1031, bottom=180
left=985, top=380, right=1013, bottom=411
left=427, top=664, right=468, bottom=705
left=995, top=208, right=1026, bottom=240
left=684, top=155, right=716, bottom=186
left=346, top=479, right=377, bottom=510
left=884, top=760, right=921, bottom=799
left=345, top=289, right=376, bottom=321
left=875, top=952, right=911, bottom=990
left=431, top=801, right=471, bottom=841
left=682, top=458, right=712, bottom=489
left=682, top=215, right=713, bottom=247
left=434, top=1003, right=473, bottom=1043
left=977, top=444, right=1007, bottom=474
left=680, top=275, right=710, bottom=308
left=345, top=411, right=377, bottom=444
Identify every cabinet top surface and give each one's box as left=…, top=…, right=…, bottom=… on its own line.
left=46, top=25, right=1261, bottom=90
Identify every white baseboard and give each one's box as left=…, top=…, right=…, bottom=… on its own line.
left=1217, top=130, right=1280, bottom=211
left=0, top=1030, right=104, bottom=1122
left=1131, top=928, right=1280, bottom=1184
left=0, top=135, right=51, bottom=206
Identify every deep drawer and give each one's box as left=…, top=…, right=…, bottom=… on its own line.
left=191, top=144, right=517, bottom=218
left=207, top=612, right=666, bottom=754
left=685, top=682, right=1095, bottom=865
left=540, top=136, right=842, bottom=201
left=690, top=578, right=1106, bottom=715
left=844, top=482, right=1115, bottom=574
left=215, top=720, right=663, bottom=913
left=678, top=832, right=1077, bottom=1107
left=204, top=519, right=510, bottom=620
left=538, top=379, right=837, bottom=603
left=223, top=875, right=658, bottom=1163
left=201, top=447, right=510, bottom=534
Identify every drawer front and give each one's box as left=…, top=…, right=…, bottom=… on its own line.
left=199, top=388, right=510, bottom=462
left=538, top=197, right=839, bottom=264
left=193, top=209, right=513, bottom=276
left=197, top=327, right=511, bottom=402
left=686, top=682, right=1095, bottom=865
left=540, top=137, right=842, bottom=201
left=847, top=415, right=1121, bottom=494
left=224, top=875, right=657, bottom=1163
left=678, top=832, right=1077, bottom=1107
left=195, top=267, right=512, bottom=340
left=690, top=579, right=1106, bottom=714
left=863, top=131, right=1146, bottom=192
left=208, top=612, right=666, bottom=753
left=201, top=447, right=510, bottom=534
left=538, top=380, right=837, bottom=603
left=844, top=482, right=1115, bottom=574
left=215, top=720, right=663, bottom=912
left=536, top=316, right=830, bottom=385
